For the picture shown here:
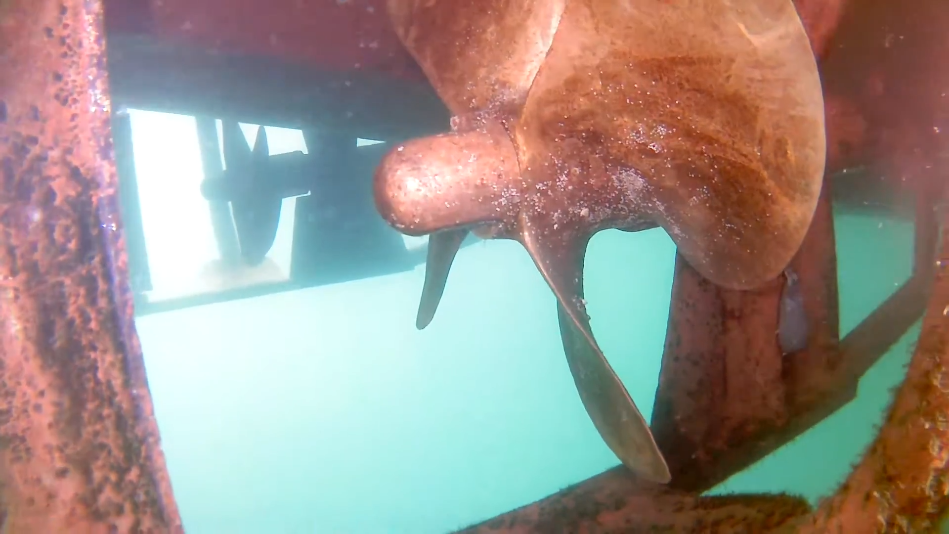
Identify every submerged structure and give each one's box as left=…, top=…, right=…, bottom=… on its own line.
left=0, top=0, right=947, bottom=531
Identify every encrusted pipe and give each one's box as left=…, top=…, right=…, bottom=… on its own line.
left=0, top=0, right=183, bottom=531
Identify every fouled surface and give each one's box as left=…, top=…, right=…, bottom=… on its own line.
left=458, top=468, right=811, bottom=533
left=798, top=185, right=949, bottom=533
left=376, top=0, right=949, bottom=531
left=375, top=0, right=826, bottom=484
left=649, top=0, right=949, bottom=498
left=1, top=0, right=941, bottom=531
left=455, top=176, right=947, bottom=532
left=146, top=0, right=423, bottom=81
left=819, top=0, right=949, bottom=187
left=650, top=0, right=949, bottom=495
left=386, top=0, right=566, bottom=113
left=0, top=0, right=182, bottom=531
left=436, top=0, right=949, bottom=528
left=652, top=184, right=842, bottom=492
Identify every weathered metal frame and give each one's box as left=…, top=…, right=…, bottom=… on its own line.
left=1, top=0, right=947, bottom=532
left=0, top=0, right=183, bottom=530
left=460, top=172, right=946, bottom=533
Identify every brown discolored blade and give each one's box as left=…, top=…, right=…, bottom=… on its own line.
left=386, top=0, right=566, bottom=115
left=519, top=214, right=671, bottom=483
left=416, top=228, right=469, bottom=329
left=516, top=0, right=826, bottom=290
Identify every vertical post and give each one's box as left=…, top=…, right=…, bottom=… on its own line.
left=0, top=0, right=183, bottom=531
left=651, top=184, right=840, bottom=492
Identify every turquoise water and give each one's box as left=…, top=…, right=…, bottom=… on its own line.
left=135, top=209, right=918, bottom=533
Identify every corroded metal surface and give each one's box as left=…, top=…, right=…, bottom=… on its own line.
left=458, top=469, right=811, bottom=533
left=374, top=0, right=949, bottom=531
left=648, top=0, right=949, bottom=494
left=458, top=177, right=948, bottom=534
left=0, top=0, right=182, bottom=531
left=652, top=184, right=841, bottom=492
left=0, top=0, right=940, bottom=530
left=376, top=0, right=827, bottom=485
left=798, top=183, right=948, bottom=532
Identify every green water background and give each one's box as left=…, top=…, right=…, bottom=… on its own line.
left=135, top=210, right=918, bottom=533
